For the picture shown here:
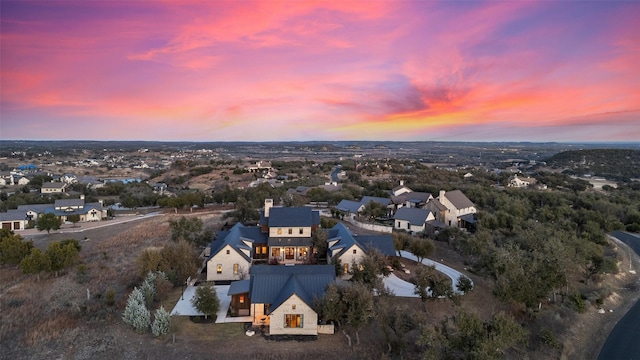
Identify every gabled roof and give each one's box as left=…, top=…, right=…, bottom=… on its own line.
left=327, top=222, right=394, bottom=257
left=208, top=223, right=256, bottom=262
left=249, top=265, right=335, bottom=312
left=391, top=191, right=432, bottom=205
left=17, top=204, right=51, bottom=214
left=391, top=184, right=412, bottom=196
left=336, top=199, right=362, bottom=213
left=394, top=207, right=433, bottom=226
left=443, top=190, right=475, bottom=209
left=42, top=182, right=66, bottom=189
left=55, top=199, right=84, bottom=208
left=0, top=209, right=28, bottom=221
left=361, top=196, right=392, bottom=207
left=428, top=198, right=447, bottom=212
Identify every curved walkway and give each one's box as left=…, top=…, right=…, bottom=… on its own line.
left=382, top=250, right=473, bottom=297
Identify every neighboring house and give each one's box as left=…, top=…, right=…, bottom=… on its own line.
left=426, top=190, right=477, bottom=230
left=76, top=176, right=105, bottom=189
left=0, top=209, right=29, bottom=231
left=286, top=186, right=310, bottom=197
left=232, top=264, right=335, bottom=335
left=327, top=222, right=395, bottom=276
left=13, top=176, right=30, bottom=186
left=335, top=199, right=364, bottom=218
left=41, top=182, right=67, bottom=194
left=391, top=181, right=413, bottom=197
left=393, top=207, right=436, bottom=233
left=61, top=174, right=78, bottom=184
left=508, top=175, right=537, bottom=188
left=50, top=196, right=107, bottom=222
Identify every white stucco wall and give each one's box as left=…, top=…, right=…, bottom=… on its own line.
left=269, top=294, right=318, bottom=335
left=206, top=245, right=251, bottom=281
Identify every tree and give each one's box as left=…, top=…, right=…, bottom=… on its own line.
left=169, top=216, right=206, bottom=245
left=456, top=275, right=474, bottom=294
left=122, top=287, right=151, bottom=334
left=192, top=282, right=219, bottom=319
left=151, top=306, right=171, bottom=338
left=45, top=240, right=80, bottom=276
left=0, top=232, right=34, bottom=265
left=160, top=240, right=201, bottom=285
left=342, top=281, right=374, bottom=345
left=393, top=232, right=412, bottom=256
left=20, top=248, right=51, bottom=281
left=37, top=213, right=62, bottom=234
left=350, top=249, right=391, bottom=290
left=67, top=214, right=81, bottom=228
left=409, top=237, right=434, bottom=263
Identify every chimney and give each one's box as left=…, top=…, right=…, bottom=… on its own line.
left=80, top=194, right=85, bottom=200
left=400, top=180, right=404, bottom=186
left=439, top=190, right=445, bottom=200
left=264, top=198, right=273, bottom=218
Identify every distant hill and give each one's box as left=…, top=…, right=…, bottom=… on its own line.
left=545, top=149, right=640, bottom=180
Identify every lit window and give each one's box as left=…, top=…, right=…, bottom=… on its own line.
left=277, top=228, right=282, bottom=235
left=239, top=295, right=245, bottom=304
left=233, top=263, right=239, bottom=275
left=343, top=263, right=349, bottom=274
left=285, top=314, right=303, bottom=328
left=216, top=264, right=222, bottom=274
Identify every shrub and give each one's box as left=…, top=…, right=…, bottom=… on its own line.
left=105, top=288, right=116, bottom=307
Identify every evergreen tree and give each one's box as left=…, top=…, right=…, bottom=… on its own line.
left=20, top=248, right=51, bottom=281
left=122, top=287, right=151, bottom=334
left=151, top=306, right=171, bottom=338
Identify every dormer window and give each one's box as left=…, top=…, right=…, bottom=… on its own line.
left=277, top=228, right=282, bottom=235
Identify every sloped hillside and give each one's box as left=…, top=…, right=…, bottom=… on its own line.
left=546, top=149, right=640, bottom=180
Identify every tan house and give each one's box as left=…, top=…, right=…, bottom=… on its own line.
left=41, top=182, right=67, bottom=194
left=508, top=175, right=537, bottom=188
left=425, top=190, right=477, bottom=230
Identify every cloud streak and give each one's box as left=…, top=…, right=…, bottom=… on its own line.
left=1, top=0, right=638, bottom=142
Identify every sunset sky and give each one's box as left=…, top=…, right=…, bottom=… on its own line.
left=1, top=1, right=639, bottom=142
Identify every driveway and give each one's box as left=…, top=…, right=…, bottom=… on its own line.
left=170, top=285, right=251, bottom=323
left=382, top=251, right=473, bottom=297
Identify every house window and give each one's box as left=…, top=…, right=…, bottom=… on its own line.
left=353, top=249, right=357, bottom=254
left=343, top=263, right=349, bottom=274
left=216, top=264, right=222, bottom=274
left=277, top=228, right=282, bottom=235
left=397, top=221, right=400, bottom=228
left=239, top=295, right=245, bottom=304
left=233, top=263, right=239, bottom=275
left=285, top=314, right=303, bottom=328
left=288, top=228, right=293, bottom=235
left=299, top=228, right=303, bottom=235
left=226, top=249, right=230, bottom=255
left=285, top=247, right=295, bottom=260
left=292, top=304, right=296, bottom=310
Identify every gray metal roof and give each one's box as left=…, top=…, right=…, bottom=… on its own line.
left=208, top=223, right=254, bottom=262
left=227, top=279, right=250, bottom=295
left=394, top=207, right=432, bottom=225
left=391, top=191, right=432, bottom=205
left=327, top=222, right=394, bottom=257
left=248, top=265, right=335, bottom=311
left=267, top=207, right=319, bottom=227
left=361, top=196, right=392, bottom=206
left=42, top=182, right=66, bottom=189
left=443, top=190, right=475, bottom=209
left=336, top=199, right=362, bottom=213
left=55, top=199, right=84, bottom=208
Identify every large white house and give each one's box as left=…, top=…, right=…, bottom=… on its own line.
left=425, top=190, right=477, bottom=230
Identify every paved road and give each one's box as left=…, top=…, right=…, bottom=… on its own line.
left=598, top=231, right=640, bottom=360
